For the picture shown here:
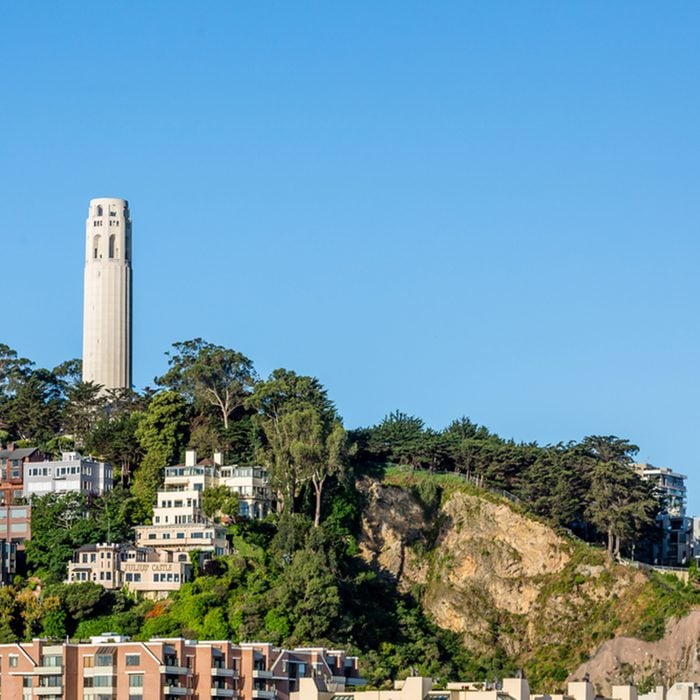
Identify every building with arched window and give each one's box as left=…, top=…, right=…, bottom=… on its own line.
left=82, top=198, right=132, bottom=390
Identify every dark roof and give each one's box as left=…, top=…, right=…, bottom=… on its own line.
left=0, top=447, right=40, bottom=460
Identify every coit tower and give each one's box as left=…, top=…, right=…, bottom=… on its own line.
left=82, top=197, right=132, bottom=390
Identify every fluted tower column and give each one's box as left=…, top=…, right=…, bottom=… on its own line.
left=82, top=197, right=132, bottom=390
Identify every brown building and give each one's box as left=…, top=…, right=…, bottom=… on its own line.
left=0, top=503, right=31, bottom=549
left=0, top=635, right=362, bottom=700
left=0, top=445, right=46, bottom=505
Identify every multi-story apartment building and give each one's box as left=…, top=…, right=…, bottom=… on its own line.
left=0, top=503, right=31, bottom=548
left=219, top=464, right=272, bottom=519
left=634, top=463, right=687, bottom=516
left=134, top=451, right=228, bottom=556
left=23, top=451, right=113, bottom=499
left=634, top=462, right=692, bottom=565
left=0, top=635, right=362, bottom=700
left=66, top=543, right=191, bottom=599
left=0, top=445, right=46, bottom=505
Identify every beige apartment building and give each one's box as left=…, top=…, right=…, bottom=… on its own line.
left=66, top=543, right=191, bottom=599
left=0, top=635, right=362, bottom=700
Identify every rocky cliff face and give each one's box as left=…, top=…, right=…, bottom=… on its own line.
left=571, top=611, right=700, bottom=692
left=357, top=473, right=699, bottom=692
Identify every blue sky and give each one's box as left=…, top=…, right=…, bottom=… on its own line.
left=2, top=3, right=700, bottom=511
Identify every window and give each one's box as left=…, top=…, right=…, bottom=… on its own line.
left=9, top=655, right=18, bottom=667
left=96, top=205, right=103, bottom=216
left=125, top=654, right=140, bottom=666
left=94, top=675, right=113, bottom=686
left=93, top=234, right=101, bottom=259
left=95, top=654, right=113, bottom=667
left=108, top=234, right=116, bottom=258
left=41, top=655, right=62, bottom=667
left=129, top=674, right=144, bottom=687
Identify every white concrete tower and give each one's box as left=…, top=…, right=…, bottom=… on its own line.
left=82, top=197, right=132, bottom=390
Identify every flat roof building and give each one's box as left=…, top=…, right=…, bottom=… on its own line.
left=0, top=637, right=362, bottom=700
left=23, top=452, right=113, bottom=499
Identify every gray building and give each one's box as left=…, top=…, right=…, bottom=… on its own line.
left=23, top=452, right=113, bottom=499
left=634, top=462, right=691, bottom=565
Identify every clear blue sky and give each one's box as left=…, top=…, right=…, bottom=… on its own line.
left=2, top=3, right=699, bottom=511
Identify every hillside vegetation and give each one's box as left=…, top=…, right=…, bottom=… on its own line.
left=1, top=340, right=699, bottom=691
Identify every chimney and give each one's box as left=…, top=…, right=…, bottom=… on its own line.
left=213, top=450, right=224, bottom=467
left=185, top=449, right=197, bottom=467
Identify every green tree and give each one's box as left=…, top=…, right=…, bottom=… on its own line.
left=285, top=408, right=346, bottom=527
left=85, top=412, right=143, bottom=485
left=132, top=391, right=188, bottom=513
left=4, top=368, right=63, bottom=444
left=582, top=435, right=656, bottom=557
left=157, top=339, right=257, bottom=431
left=249, top=370, right=341, bottom=519
left=25, top=493, right=91, bottom=581
left=366, top=411, right=426, bottom=466
left=201, top=485, right=240, bottom=520
left=62, top=381, right=106, bottom=448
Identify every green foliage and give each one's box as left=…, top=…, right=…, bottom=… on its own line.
left=157, top=338, right=257, bottom=433
left=3, top=339, right=690, bottom=691
left=249, top=369, right=345, bottom=525
left=26, top=491, right=137, bottom=582
left=629, top=572, right=700, bottom=641
left=132, top=390, right=188, bottom=513
left=202, top=485, right=239, bottom=520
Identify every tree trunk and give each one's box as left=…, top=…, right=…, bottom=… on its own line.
left=607, top=528, right=615, bottom=558
left=312, top=475, right=325, bottom=527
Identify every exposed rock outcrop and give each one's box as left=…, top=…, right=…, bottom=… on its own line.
left=571, top=611, right=700, bottom=693
left=356, top=473, right=695, bottom=691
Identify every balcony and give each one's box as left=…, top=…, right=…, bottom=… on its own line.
left=252, top=669, right=273, bottom=679
left=164, top=686, right=191, bottom=696
left=159, top=665, right=190, bottom=675
left=83, top=666, right=114, bottom=677
left=34, top=687, right=63, bottom=696
left=34, top=666, right=63, bottom=675
left=212, top=689, right=236, bottom=698
left=252, top=690, right=276, bottom=700
left=211, top=667, right=237, bottom=677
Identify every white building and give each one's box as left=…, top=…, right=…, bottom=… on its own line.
left=23, top=452, right=112, bottom=499
left=82, top=197, right=133, bottom=390
left=220, top=463, right=272, bottom=519
left=634, top=463, right=687, bottom=516
left=134, top=450, right=228, bottom=556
